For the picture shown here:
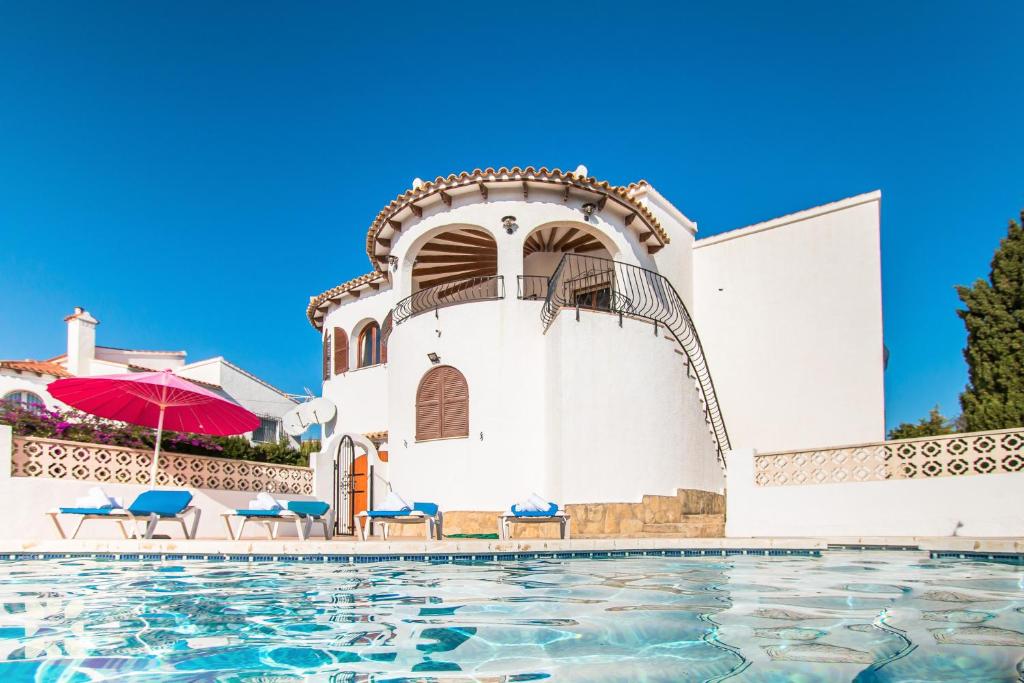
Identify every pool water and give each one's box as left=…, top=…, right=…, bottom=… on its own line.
left=0, top=552, right=1022, bottom=681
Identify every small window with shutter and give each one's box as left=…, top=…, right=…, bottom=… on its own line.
left=334, top=327, right=349, bottom=375
left=416, top=365, right=469, bottom=441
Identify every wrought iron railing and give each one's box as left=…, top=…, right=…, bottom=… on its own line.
left=541, top=253, right=731, bottom=462
left=517, top=275, right=549, bottom=300
left=393, top=275, right=505, bottom=325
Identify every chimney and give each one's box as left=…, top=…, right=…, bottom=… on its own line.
left=65, top=307, right=99, bottom=376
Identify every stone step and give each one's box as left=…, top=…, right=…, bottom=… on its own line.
left=641, top=514, right=725, bottom=537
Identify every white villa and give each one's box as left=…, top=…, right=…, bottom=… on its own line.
left=308, top=166, right=885, bottom=520
left=0, top=307, right=299, bottom=446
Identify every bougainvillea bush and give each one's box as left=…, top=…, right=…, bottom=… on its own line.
left=0, top=399, right=307, bottom=466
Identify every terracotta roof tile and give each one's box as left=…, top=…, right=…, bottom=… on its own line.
left=363, top=166, right=669, bottom=268
left=0, top=360, right=72, bottom=378
left=306, top=271, right=387, bottom=329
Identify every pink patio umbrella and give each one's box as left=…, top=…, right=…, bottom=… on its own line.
left=49, top=369, right=260, bottom=485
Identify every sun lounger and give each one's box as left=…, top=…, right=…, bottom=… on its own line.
left=221, top=500, right=333, bottom=540
left=356, top=502, right=442, bottom=541
left=47, top=490, right=201, bottom=539
left=499, top=502, right=571, bottom=540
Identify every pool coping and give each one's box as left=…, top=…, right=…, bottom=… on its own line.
left=0, top=536, right=1020, bottom=563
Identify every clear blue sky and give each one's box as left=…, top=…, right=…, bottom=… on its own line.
left=1, top=2, right=1021, bottom=431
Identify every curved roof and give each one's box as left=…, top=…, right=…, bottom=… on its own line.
left=307, top=271, right=387, bottom=330
left=364, top=166, right=668, bottom=268
left=307, top=166, right=669, bottom=330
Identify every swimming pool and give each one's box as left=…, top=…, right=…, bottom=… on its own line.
left=0, top=551, right=1021, bottom=681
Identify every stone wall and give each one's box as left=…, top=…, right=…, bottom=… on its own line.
left=384, top=489, right=725, bottom=539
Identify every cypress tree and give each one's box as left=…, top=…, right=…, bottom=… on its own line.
left=956, top=210, right=1024, bottom=431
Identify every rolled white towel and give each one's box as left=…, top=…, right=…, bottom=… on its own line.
left=378, top=491, right=411, bottom=512
left=74, top=487, right=120, bottom=509
left=248, top=492, right=283, bottom=511
left=514, top=492, right=552, bottom=513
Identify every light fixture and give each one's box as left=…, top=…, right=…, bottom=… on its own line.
left=427, top=352, right=441, bottom=364
left=387, top=255, right=399, bottom=269
left=581, top=202, right=597, bottom=221
left=501, top=215, right=519, bottom=234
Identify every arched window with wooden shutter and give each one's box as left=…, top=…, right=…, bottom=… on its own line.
left=333, top=327, right=349, bottom=375
left=416, top=366, right=469, bottom=441
left=322, top=332, right=332, bottom=381
left=358, top=322, right=381, bottom=368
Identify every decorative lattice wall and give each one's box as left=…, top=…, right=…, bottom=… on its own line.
left=11, top=436, right=313, bottom=494
left=754, top=428, right=1024, bottom=487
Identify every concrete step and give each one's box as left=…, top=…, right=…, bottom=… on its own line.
left=642, top=514, right=725, bottom=537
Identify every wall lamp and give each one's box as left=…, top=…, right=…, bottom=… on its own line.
left=427, top=352, right=441, bottom=364
left=387, top=255, right=399, bottom=269
left=581, top=202, right=597, bottom=221
left=502, top=215, right=519, bottom=235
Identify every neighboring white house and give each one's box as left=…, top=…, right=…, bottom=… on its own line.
left=0, top=308, right=299, bottom=446
left=306, top=166, right=885, bottom=513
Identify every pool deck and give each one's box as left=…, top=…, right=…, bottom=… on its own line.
left=2, top=535, right=1021, bottom=557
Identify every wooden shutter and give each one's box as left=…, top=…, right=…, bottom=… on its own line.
left=333, top=328, right=349, bottom=375
left=322, top=333, right=331, bottom=381
left=440, top=367, right=469, bottom=438
left=416, top=368, right=443, bottom=441
left=380, top=312, right=392, bottom=364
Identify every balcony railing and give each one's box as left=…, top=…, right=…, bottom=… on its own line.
left=517, top=275, right=549, bottom=300
left=541, top=253, right=731, bottom=463
left=393, top=275, right=505, bottom=326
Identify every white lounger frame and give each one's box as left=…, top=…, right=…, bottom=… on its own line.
left=46, top=507, right=202, bottom=540
left=498, top=512, right=571, bottom=540
left=355, top=510, right=443, bottom=541
left=221, top=510, right=333, bottom=541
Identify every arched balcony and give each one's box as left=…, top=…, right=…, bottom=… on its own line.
left=395, top=227, right=503, bottom=324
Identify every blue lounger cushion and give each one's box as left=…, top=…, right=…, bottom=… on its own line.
left=366, top=508, right=412, bottom=517
left=365, top=502, right=439, bottom=518
left=511, top=502, right=559, bottom=517
left=59, top=507, right=120, bottom=515
left=235, top=509, right=285, bottom=517
left=287, top=501, right=329, bottom=518
left=128, top=490, right=193, bottom=517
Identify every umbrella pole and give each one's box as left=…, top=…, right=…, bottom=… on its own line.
left=150, top=406, right=166, bottom=486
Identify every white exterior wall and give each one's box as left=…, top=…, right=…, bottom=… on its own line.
left=545, top=309, right=724, bottom=502
left=725, top=448, right=1024, bottom=537
left=385, top=298, right=549, bottom=510
left=320, top=288, right=393, bottom=438
left=692, top=192, right=885, bottom=452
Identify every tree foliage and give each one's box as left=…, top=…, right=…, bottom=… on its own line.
left=887, top=406, right=956, bottom=441
left=956, top=210, right=1024, bottom=431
